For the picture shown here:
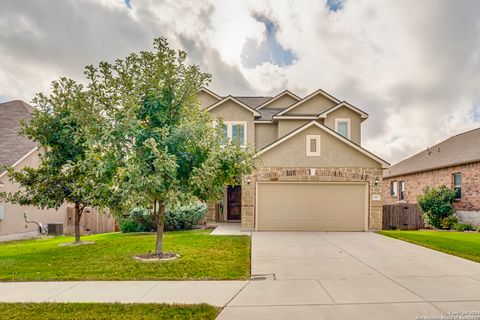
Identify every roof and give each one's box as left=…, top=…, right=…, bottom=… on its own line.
left=0, top=100, right=37, bottom=170
left=255, top=120, right=390, bottom=169
left=199, top=87, right=222, bottom=100
left=234, top=96, right=271, bottom=109
left=384, top=127, right=480, bottom=178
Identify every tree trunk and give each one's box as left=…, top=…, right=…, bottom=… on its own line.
left=74, top=202, right=83, bottom=244
left=155, top=203, right=165, bottom=256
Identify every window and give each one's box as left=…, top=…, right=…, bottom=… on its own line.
left=390, top=181, right=398, bottom=197
left=399, top=181, right=405, bottom=200
left=218, top=121, right=247, bottom=147
left=306, top=135, right=321, bottom=156
left=335, top=118, right=350, bottom=139
left=453, top=173, right=461, bottom=199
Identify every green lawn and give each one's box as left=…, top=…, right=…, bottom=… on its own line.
left=0, top=230, right=250, bottom=281
left=0, top=303, right=219, bottom=320
left=378, top=230, right=480, bottom=263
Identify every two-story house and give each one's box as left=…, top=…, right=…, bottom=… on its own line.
left=198, top=87, right=389, bottom=231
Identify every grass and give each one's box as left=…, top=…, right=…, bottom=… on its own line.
left=0, top=303, right=220, bottom=320
left=378, top=230, right=480, bottom=263
left=0, top=229, right=250, bottom=281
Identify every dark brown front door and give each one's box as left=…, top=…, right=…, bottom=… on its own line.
left=227, top=185, right=242, bottom=220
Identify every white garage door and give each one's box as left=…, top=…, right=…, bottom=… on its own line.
left=256, top=182, right=367, bottom=231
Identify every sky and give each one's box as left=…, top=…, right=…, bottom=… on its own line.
left=1, top=0, right=480, bottom=164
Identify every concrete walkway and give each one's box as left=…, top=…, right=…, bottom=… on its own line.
left=3, top=232, right=480, bottom=320
left=0, top=281, right=247, bottom=306
left=210, top=223, right=251, bottom=236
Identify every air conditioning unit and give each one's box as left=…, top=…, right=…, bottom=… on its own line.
left=47, top=223, right=64, bottom=235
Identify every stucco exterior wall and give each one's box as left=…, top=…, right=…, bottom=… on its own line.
left=383, top=161, right=480, bottom=212
left=241, top=167, right=384, bottom=230
left=323, top=106, right=362, bottom=145
left=265, top=94, right=298, bottom=110
left=198, top=91, right=219, bottom=109
left=283, top=94, right=336, bottom=116
left=0, top=149, right=67, bottom=238
left=255, top=123, right=278, bottom=150
left=260, top=125, right=380, bottom=168
left=209, top=100, right=255, bottom=148
left=277, top=119, right=311, bottom=138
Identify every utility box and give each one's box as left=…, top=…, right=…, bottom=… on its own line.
left=0, top=205, right=4, bottom=220
left=47, top=223, right=64, bottom=235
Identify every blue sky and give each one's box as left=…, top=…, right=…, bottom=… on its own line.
left=241, top=15, right=295, bottom=68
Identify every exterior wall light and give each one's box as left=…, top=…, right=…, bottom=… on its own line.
left=374, top=177, right=379, bottom=186
left=247, top=177, right=251, bottom=185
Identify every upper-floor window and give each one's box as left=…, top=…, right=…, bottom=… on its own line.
left=306, top=135, right=321, bottom=156
left=221, top=121, right=247, bottom=147
left=390, top=181, right=398, bottom=197
left=453, top=173, right=461, bottom=199
left=335, top=118, right=350, bottom=139
left=399, top=181, right=405, bottom=200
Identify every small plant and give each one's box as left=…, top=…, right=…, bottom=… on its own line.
left=417, top=185, right=456, bottom=229
left=441, top=215, right=459, bottom=230
left=453, top=223, right=474, bottom=232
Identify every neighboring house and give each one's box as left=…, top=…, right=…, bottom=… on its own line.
left=198, top=87, right=389, bottom=231
left=383, top=127, right=480, bottom=225
left=0, top=100, right=115, bottom=242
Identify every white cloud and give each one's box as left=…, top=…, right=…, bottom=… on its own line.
left=1, top=0, right=480, bottom=163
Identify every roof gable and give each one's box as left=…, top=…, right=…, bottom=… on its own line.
left=255, top=120, right=389, bottom=168
left=206, top=96, right=261, bottom=116
left=199, top=87, right=222, bottom=100
left=319, top=102, right=368, bottom=119
left=256, top=90, right=301, bottom=110
left=276, top=89, right=341, bottom=116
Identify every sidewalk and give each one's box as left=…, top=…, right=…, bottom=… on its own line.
left=0, top=281, right=248, bottom=307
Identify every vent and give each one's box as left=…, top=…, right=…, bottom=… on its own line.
left=47, top=223, right=64, bottom=235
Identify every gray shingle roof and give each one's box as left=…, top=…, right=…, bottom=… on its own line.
left=0, top=100, right=36, bottom=169
left=256, top=108, right=282, bottom=121
left=384, top=127, right=480, bottom=178
left=234, top=96, right=271, bottom=109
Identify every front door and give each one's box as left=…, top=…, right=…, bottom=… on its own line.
left=227, top=185, right=242, bottom=220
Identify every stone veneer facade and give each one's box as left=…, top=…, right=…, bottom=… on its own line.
left=240, top=167, right=384, bottom=230
left=383, top=161, right=480, bottom=212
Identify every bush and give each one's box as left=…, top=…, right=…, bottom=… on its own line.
left=417, top=185, right=456, bottom=229
left=119, top=207, right=155, bottom=233
left=453, top=223, right=474, bottom=232
left=164, top=203, right=207, bottom=231
left=441, top=215, right=459, bottom=230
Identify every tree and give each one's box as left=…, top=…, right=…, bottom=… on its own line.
left=417, top=185, right=457, bottom=229
left=86, top=38, right=256, bottom=257
left=0, top=78, right=110, bottom=244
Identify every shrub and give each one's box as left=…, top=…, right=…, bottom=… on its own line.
left=119, top=207, right=155, bottom=233
left=441, top=215, right=459, bottom=230
left=453, top=223, right=474, bottom=232
left=164, top=203, right=207, bottom=231
left=417, top=185, right=456, bottom=229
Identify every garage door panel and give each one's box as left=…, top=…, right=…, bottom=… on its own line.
left=256, top=183, right=366, bottom=231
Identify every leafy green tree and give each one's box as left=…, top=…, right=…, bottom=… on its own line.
left=417, top=185, right=457, bottom=229
left=0, top=78, right=111, bottom=244
left=86, top=38, right=256, bottom=257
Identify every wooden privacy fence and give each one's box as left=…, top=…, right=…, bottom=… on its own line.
left=65, top=207, right=117, bottom=235
left=382, top=203, right=425, bottom=230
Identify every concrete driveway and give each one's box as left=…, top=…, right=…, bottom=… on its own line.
left=218, top=232, right=480, bottom=319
